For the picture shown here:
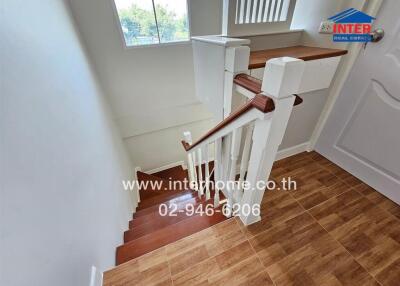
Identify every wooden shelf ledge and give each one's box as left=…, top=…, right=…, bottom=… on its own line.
left=249, top=45, right=348, bottom=69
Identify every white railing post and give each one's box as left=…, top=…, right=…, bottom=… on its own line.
left=224, top=46, right=250, bottom=118
left=240, top=57, right=305, bottom=225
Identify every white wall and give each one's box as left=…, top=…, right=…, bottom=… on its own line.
left=68, top=0, right=223, bottom=170
left=282, top=0, right=368, bottom=149
left=292, top=0, right=367, bottom=48
left=235, top=0, right=368, bottom=151
left=125, top=119, right=215, bottom=171
left=0, top=1, right=136, bottom=285
left=66, top=0, right=367, bottom=171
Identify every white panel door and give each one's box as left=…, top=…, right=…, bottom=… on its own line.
left=316, top=0, right=400, bottom=204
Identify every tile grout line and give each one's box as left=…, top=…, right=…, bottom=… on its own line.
left=289, top=189, right=382, bottom=285
left=310, top=154, right=400, bottom=224
left=274, top=152, right=380, bottom=283
left=106, top=152, right=398, bottom=285
left=296, top=155, right=384, bottom=285
left=164, top=246, right=174, bottom=286
left=351, top=187, right=400, bottom=224
left=163, top=218, right=250, bottom=283
left=234, top=218, right=278, bottom=286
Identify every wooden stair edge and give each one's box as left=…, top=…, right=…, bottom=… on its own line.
left=137, top=189, right=195, bottom=211
left=137, top=171, right=176, bottom=190
left=130, top=194, right=203, bottom=227
left=152, top=165, right=188, bottom=182
left=133, top=192, right=201, bottom=219
left=249, top=45, right=348, bottom=69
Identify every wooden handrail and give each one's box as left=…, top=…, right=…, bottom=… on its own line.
left=182, top=93, right=303, bottom=151
left=234, top=74, right=262, bottom=94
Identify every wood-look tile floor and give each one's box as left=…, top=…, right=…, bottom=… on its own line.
left=103, top=152, right=400, bottom=286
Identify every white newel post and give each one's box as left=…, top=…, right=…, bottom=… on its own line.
left=192, top=36, right=250, bottom=121
left=240, top=57, right=306, bottom=225
left=223, top=46, right=250, bottom=118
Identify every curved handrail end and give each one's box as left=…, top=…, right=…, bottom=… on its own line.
left=181, top=140, right=191, bottom=151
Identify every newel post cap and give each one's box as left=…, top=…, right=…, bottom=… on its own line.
left=261, top=57, right=305, bottom=98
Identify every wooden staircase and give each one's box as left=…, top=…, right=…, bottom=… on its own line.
left=116, top=166, right=227, bottom=265
left=115, top=44, right=349, bottom=266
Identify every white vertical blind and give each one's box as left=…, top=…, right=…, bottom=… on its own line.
left=235, top=0, right=291, bottom=24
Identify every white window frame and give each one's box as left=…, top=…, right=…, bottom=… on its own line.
left=110, top=0, right=192, bottom=49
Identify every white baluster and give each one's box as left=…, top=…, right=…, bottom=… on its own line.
left=214, top=139, right=222, bottom=207
left=197, top=148, right=204, bottom=197
left=227, top=128, right=243, bottom=215
left=203, top=145, right=211, bottom=200
left=192, top=150, right=198, bottom=192
left=238, top=124, right=254, bottom=199
left=221, top=133, right=233, bottom=217
left=222, top=134, right=232, bottom=183
left=187, top=153, right=195, bottom=188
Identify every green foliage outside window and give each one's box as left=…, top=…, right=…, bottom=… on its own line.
left=117, top=4, right=189, bottom=46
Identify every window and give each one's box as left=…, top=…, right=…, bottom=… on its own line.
left=223, top=0, right=297, bottom=37
left=235, top=0, right=293, bottom=24
left=113, top=0, right=190, bottom=47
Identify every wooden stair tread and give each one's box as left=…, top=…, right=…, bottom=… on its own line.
left=152, top=166, right=188, bottom=182
left=116, top=168, right=227, bottom=265
left=125, top=199, right=216, bottom=241
left=137, top=189, right=194, bottom=210
left=131, top=195, right=202, bottom=226
left=249, top=45, right=347, bottom=69
left=137, top=171, right=185, bottom=200
left=116, top=208, right=228, bottom=265
left=133, top=192, right=201, bottom=219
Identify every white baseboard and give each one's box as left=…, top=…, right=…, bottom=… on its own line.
left=275, top=142, right=310, bottom=161
left=141, top=143, right=310, bottom=177
left=134, top=167, right=142, bottom=205
left=145, top=161, right=185, bottom=174
left=89, top=266, right=103, bottom=286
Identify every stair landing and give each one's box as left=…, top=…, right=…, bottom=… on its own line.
left=249, top=45, right=347, bottom=69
